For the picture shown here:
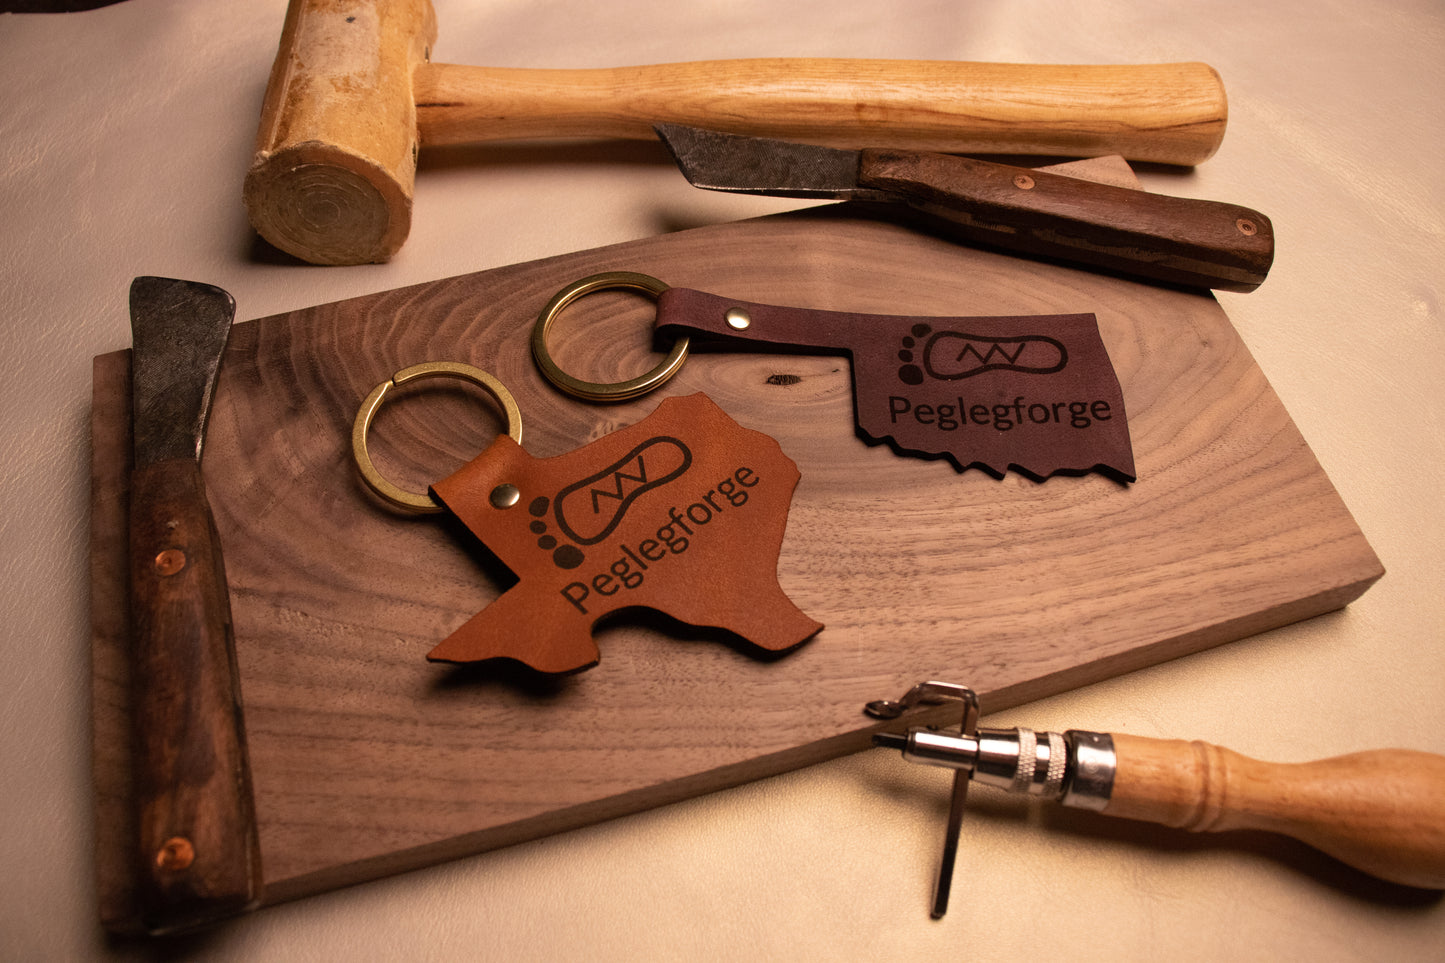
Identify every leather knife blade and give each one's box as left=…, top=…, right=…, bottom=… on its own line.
left=655, top=123, right=1274, bottom=292
left=127, top=276, right=261, bottom=934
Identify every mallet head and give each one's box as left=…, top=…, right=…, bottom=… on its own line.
left=244, top=0, right=437, bottom=265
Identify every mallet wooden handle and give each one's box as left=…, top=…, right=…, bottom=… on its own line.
left=881, top=727, right=1445, bottom=889
left=1103, top=734, right=1445, bottom=889
left=246, top=0, right=1230, bottom=265
left=413, top=59, right=1227, bottom=164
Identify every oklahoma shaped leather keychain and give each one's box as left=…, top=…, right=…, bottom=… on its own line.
left=532, top=272, right=1136, bottom=483
left=352, top=362, right=821, bottom=674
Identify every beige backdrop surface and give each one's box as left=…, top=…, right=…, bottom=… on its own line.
left=2, top=1, right=1442, bottom=960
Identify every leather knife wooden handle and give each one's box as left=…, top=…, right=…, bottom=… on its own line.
left=858, top=148, right=1275, bottom=293
left=128, top=457, right=261, bottom=933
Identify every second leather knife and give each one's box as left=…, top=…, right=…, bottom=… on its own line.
left=655, top=123, right=1274, bottom=293
left=128, top=276, right=261, bottom=934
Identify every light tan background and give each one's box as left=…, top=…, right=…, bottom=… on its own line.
left=2, top=1, right=1442, bottom=959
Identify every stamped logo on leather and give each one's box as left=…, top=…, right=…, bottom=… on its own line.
left=656, top=289, right=1135, bottom=484
left=895, top=326, right=1067, bottom=383
left=426, top=393, right=821, bottom=674
left=875, top=315, right=1133, bottom=482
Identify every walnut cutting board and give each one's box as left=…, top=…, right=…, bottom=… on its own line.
left=91, top=158, right=1382, bottom=929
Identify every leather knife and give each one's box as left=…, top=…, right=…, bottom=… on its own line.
left=654, top=123, right=1274, bottom=293
left=127, top=276, right=261, bottom=933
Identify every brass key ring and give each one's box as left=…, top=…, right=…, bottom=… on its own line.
left=352, top=361, right=523, bottom=514
left=530, top=271, right=689, bottom=402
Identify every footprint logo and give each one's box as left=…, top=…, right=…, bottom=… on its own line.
left=523, top=494, right=586, bottom=570
left=897, top=323, right=932, bottom=385
left=528, top=437, right=693, bottom=570
left=897, top=324, right=1067, bottom=384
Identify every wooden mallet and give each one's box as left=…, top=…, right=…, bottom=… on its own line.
left=244, top=0, right=1231, bottom=265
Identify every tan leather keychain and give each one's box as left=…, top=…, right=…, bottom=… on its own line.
left=352, top=362, right=821, bottom=673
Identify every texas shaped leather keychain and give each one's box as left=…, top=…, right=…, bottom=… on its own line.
left=351, top=361, right=822, bottom=674
left=531, top=272, right=1137, bottom=484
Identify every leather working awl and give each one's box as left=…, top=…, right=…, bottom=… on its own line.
left=868, top=682, right=1445, bottom=916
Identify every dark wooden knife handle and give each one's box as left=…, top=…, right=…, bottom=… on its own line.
left=128, top=458, right=261, bottom=933
left=858, top=149, right=1275, bottom=292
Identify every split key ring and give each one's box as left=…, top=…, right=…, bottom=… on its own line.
left=352, top=361, right=523, bottom=514
left=530, top=271, right=689, bottom=403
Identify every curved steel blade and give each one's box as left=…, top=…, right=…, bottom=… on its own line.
left=129, top=276, right=236, bottom=468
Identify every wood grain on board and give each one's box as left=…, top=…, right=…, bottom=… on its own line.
left=92, top=157, right=1382, bottom=930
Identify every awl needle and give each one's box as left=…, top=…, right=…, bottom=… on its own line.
left=932, top=770, right=970, bottom=917
left=867, top=682, right=979, bottom=918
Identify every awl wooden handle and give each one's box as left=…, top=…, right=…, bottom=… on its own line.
left=879, top=722, right=1445, bottom=890
left=1105, top=733, right=1445, bottom=889
left=415, top=59, right=1228, bottom=166
left=129, top=459, right=262, bottom=933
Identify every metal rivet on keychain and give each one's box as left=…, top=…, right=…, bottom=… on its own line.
left=351, top=361, right=523, bottom=514
left=725, top=307, right=751, bottom=330
left=489, top=483, right=521, bottom=509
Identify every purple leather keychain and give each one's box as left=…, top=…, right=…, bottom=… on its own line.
left=532, top=272, right=1136, bottom=484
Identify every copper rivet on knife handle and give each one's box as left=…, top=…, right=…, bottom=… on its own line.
left=155, top=837, right=196, bottom=872
left=153, top=549, right=186, bottom=576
